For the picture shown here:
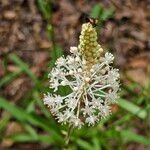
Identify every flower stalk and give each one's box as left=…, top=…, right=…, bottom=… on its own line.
left=64, top=125, right=74, bottom=147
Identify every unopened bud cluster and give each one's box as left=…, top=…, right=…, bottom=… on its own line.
left=43, top=22, right=120, bottom=128
left=78, top=23, right=103, bottom=67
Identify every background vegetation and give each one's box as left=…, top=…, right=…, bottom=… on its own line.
left=0, top=0, right=149, bottom=149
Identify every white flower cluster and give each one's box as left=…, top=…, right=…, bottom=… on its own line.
left=44, top=47, right=120, bottom=128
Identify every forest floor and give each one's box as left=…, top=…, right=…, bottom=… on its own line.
left=0, top=0, right=149, bottom=150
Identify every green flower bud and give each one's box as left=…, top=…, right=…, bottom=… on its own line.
left=78, top=23, right=103, bottom=67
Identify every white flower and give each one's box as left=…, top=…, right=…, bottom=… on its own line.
left=85, top=115, right=98, bottom=126
left=105, top=91, right=118, bottom=104
left=70, top=46, right=78, bottom=54
left=43, top=47, right=120, bottom=128
left=102, top=52, right=114, bottom=65
left=99, top=105, right=111, bottom=118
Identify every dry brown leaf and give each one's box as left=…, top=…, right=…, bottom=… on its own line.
left=126, top=68, right=149, bottom=86
left=4, top=77, right=32, bottom=102
left=1, top=122, right=24, bottom=148
left=0, top=59, right=5, bottom=77
left=3, top=11, right=17, bottom=20
left=7, top=65, right=20, bottom=73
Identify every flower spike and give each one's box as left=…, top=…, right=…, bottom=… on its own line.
left=43, top=23, right=120, bottom=128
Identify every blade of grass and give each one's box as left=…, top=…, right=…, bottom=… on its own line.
left=37, top=0, right=53, bottom=39
left=100, top=8, right=114, bottom=21
left=120, top=130, right=150, bottom=146
left=90, top=4, right=114, bottom=34
left=90, top=4, right=103, bottom=18
left=9, top=133, right=54, bottom=144
left=26, top=100, right=35, bottom=113
left=24, top=124, right=38, bottom=140
left=9, top=54, right=38, bottom=84
left=50, top=45, right=63, bottom=68
left=0, top=97, right=63, bottom=143
left=0, top=113, right=10, bottom=133
left=76, top=139, right=93, bottom=150
left=33, top=91, right=50, bottom=118
left=90, top=4, right=114, bottom=22
left=112, top=114, right=132, bottom=126
left=9, top=133, right=36, bottom=142
left=118, top=98, right=147, bottom=119
left=37, top=0, right=51, bottom=20
left=0, top=70, right=22, bottom=87
left=92, top=138, right=101, bottom=150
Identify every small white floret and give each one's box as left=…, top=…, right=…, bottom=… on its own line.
left=78, top=68, right=82, bottom=73
left=90, top=68, right=94, bottom=73
left=99, top=48, right=103, bottom=52
left=85, top=77, right=90, bottom=82
left=69, top=70, right=74, bottom=75
left=68, top=57, right=74, bottom=64
left=82, top=59, right=86, bottom=65
left=70, top=47, right=78, bottom=53
left=61, top=81, right=66, bottom=86
left=73, top=87, right=78, bottom=91
left=75, top=56, right=80, bottom=62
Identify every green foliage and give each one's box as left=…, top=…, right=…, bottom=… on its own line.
left=50, top=45, right=63, bottom=68
left=0, top=70, right=22, bottom=88
left=1, top=57, right=149, bottom=148
left=9, top=54, right=38, bottom=84
left=90, top=4, right=114, bottom=24
left=0, top=2, right=149, bottom=150
left=0, top=97, right=63, bottom=144
left=37, top=0, right=51, bottom=20
left=118, top=98, right=147, bottom=119
left=1, top=55, right=149, bottom=149
left=76, top=139, right=93, bottom=150
left=120, top=130, right=150, bottom=146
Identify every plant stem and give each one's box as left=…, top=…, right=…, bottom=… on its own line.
left=64, top=125, right=74, bottom=148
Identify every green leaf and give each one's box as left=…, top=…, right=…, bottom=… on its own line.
left=37, top=0, right=51, bottom=20
left=0, top=71, right=22, bottom=87
left=9, top=133, right=54, bottom=144
left=112, top=114, right=132, bottom=126
left=9, top=133, right=35, bottom=142
left=118, top=98, right=147, bottom=119
left=90, top=4, right=103, bottom=18
left=120, top=130, right=150, bottom=146
left=101, top=8, right=114, bottom=21
left=9, top=54, right=38, bottom=84
left=26, top=100, right=35, bottom=113
left=0, top=97, right=63, bottom=143
left=33, top=91, right=50, bottom=118
left=92, top=138, right=101, bottom=150
left=24, top=124, right=38, bottom=140
left=76, top=139, right=93, bottom=150
left=0, top=113, right=10, bottom=133
left=50, top=45, right=63, bottom=68
left=90, top=4, right=114, bottom=21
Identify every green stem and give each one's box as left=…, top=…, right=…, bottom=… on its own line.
left=64, top=125, right=74, bottom=148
